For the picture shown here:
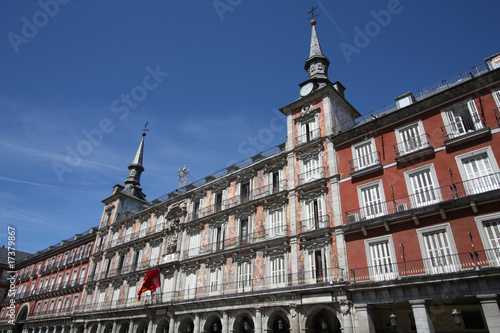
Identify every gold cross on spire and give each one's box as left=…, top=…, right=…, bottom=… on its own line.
left=141, top=122, right=150, bottom=136
left=308, top=6, right=319, bottom=20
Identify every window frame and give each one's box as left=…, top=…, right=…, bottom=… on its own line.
left=455, top=146, right=500, bottom=195
left=416, top=223, right=460, bottom=274
left=394, top=119, right=428, bottom=156
left=357, top=179, right=387, bottom=219
left=351, top=138, right=377, bottom=171
left=404, top=163, right=441, bottom=208
left=364, top=235, right=398, bottom=281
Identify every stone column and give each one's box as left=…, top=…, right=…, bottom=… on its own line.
left=222, top=312, right=229, bottom=333
left=290, top=305, right=300, bottom=333
left=478, top=294, right=500, bottom=332
left=340, top=312, right=354, bottom=333
left=353, top=304, right=375, bottom=333
left=128, top=321, right=134, bottom=333
left=168, top=317, right=175, bottom=333
left=410, top=300, right=434, bottom=333
left=254, top=308, right=262, bottom=333
left=194, top=314, right=200, bottom=333
left=96, top=323, right=102, bottom=333
left=147, top=319, right=154, bottom=333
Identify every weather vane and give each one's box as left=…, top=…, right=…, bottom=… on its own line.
left=142, top=122, right=150, bottom=136
left=308, top=6, right=319, bottom=21
left=177, top=164, right=190, bottom=188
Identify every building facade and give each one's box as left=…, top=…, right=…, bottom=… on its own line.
left=1, top=20, right=500, bottom=333
left=0, top=229, right=96, bottom=333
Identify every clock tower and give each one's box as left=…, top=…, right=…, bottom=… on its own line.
left=299, top=19, right=332, bottom=97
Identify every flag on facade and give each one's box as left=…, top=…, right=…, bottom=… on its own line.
left=138, top=268, right=161, bottom=301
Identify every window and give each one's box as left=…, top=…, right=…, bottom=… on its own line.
left=238, top=261, right=253, bottom=291
left=63, top=271, right=70, bottom=287
left=417, top=224, right=459, bottom=274
left=150, top=243, right=160, bottom=263
left=306, top=248, right=330, bottom=283
left=241, top=182, right=252, bottom=203
left=192, top=199, right=202, bottom=219
left=212, top=224, right=225, bottom=252
left=184, top=272, right=197, bottom=299
left=56, top=254, right=62, bottom=267
left=62, top=252, right=69, bottom=265
left=475, top=213, right=500, bottom=267
left=298, top=116, right=320, bottom=144
left=352, top=139, right=377, bottom=171
left=269, top=169, right=285, bottom=194
left=111, top=232, right=119, bottom=247
left=395, top=120, right=429, bottom=156
left=69, top=249, right=76, bottom=262
left=214, top=190, right=227, bottom=212
left=405, top=165, right=441, bottom=208
left=269, top=256, right=286, bottom=287
left=209, top=267, right=222, bottom=294
left=72, top=295, right=79, bottom=309
left=441, top=99, right=483, bottom=139
left=35, top=262, right=41, bottom=274
left=302, top=197, right=327, bottom=231
left=29, top=282, right=35, bottom=295
left=79, top=267, right=87, bottom=284
left=49, top=276, right=56, bottom=291
left=48, top=299, right=55, bottom=312
left=239, top=216, right=253, bottom=245
left=112, top=286, right=120, bottom=305
left=493, top=88, right=500, bottom=108
left=116, top=254, right=125, bottom=274
left=155, top=215, right=164, bottom=233
left=84, top=242, right=93, bottom=257
left=365, top=236, right=398, bottom=281
left=139, top=220, right=148, bottom=237
left=41, top=300, right=48, bottom=313
left=268, top=207, right=286, bottom=238
left=56, top=298, right=63, bottom=312
left=187, top=231, right=201, bottom=258
left=63, top=296, right=71, bottom=311
left=75, top=246, right=84, bottom=260
left=358, top=180, right=386, bottom=219
left=456, top=147, right=500, bottom=195
left=125, top=226, right=132, bottom=242
left=302, top=155, right=322, bottom=183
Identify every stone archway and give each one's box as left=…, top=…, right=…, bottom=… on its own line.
left=88, top=323, right=98, bottom=333
left=117, top=321, right=130, bottom=333
left=177, top=317, right=194, bottom=333
left=266, top=311, right=290, bottom=333
left=102, top=322, right=113, bottom=333
left=14, top=306, right=29, bottom=333
left=135, top=320, right=148, bottom=333
left=233, top=314, right=254, bottom=333
left=304, top=308, right=341, bottom=333
left=203, top=315, right=222, bottom=333
left=155, top=319, right=169, bottom=333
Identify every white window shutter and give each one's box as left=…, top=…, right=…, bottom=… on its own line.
left=467, top=100, right=483, bottom=129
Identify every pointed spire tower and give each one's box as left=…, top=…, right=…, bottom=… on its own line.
left=122, top=131, right=147, bottom=201
left=299, top=19, right=333, bottom=97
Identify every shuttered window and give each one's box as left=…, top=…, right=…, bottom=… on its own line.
left=421, top=228, right=458, bottom=274
left=269, top=208, right=285, bottom=237
left=368, top=241, right=397, bottom=281
left=408, top=169, right=439, bottom=207
left=303, top=197, right=326, bottom=230
left=355, top=141, right=375, bottom=169
left=238, top=261, right=253, bottom=289
left=462, top=153, right=499, bottom=194
left=360, top=183, right=385, bottom=218
left=270, top=257, right=285, bottom=286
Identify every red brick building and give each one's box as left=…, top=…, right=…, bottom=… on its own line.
left=334, top=53, right=500, bottom=332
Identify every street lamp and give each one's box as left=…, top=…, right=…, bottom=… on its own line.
left=389, top=313, right=397, bottom=328
left=452, top=309, right=462, bottom=327
left=278, top=319, right=283, bottom=331
left=243, top=321, right=250, bottom=331
left=321, top=319, right=328, bottom=330
left=213, top=322, right=219, bottom=332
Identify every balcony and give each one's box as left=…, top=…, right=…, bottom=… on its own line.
left=345, top=185, right=455, bottom=224
left=298, top=167, right=325, bottom=185
left=454, top=172, right=500, bottom=197
left=296, top=128, right=321, bottom=146
left=350, top=248, right=500, bottom=283
left=75, top=267, right=344, bottom=312
left=441, top=114, right=490, bottom=146
left=393, top=133, right=434, bottom=163
left=349, top=151, right=382, bottom=178
left=183, top=226, right=289, bottom=260
left=299, top=214, right=330, bottom=233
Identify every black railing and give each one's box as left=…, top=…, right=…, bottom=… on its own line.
left=441, top=114, right=486, bottom=141
left=345, top=185, right=455, bottom=223
left=393, top=133, right=431, bottom=157
left=299, top=215, right=330, bottom=232
left=296, top=128, right=321, bottom=145
left=350, top=248, right=499, bottom=283
left=298, top=166, right=325, bottom=184
left=453, top=172, right=500, bottom=197
left=349, top=151, right=381, bottom=174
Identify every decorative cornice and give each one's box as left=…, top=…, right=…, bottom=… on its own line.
left=104, top=250, right=116, bottom=260
left=105, top=204, right=115, bottom=213
left=294, top=107, right=320, bottom=124
left=299, top=236, right=331, bottom=250
left=206, top=258, right=225, bottom=269
left=110, top=224, right=121, bottom=233
left=263, top=197, right=288, bottom=210
left=296, top=145, right=324, bottom=161
left=186, top=224, right=204, bottom=235
left=297, top=185, right=328, bottom=200
left=263, top=244, right=290, bottom=257
left=182, top=264, right=199, bottom=275
left=233, top=253, right=255, bottom=264
left=263, top=160, right=287, bottom=173
left=237, top=171, right=257, bottom=183
left=234, top=207, right=256, bottom=219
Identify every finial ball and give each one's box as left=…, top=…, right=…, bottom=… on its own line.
left=142, top=132, right=146, bottom=137
left=310, top=19, right=316, bottom=26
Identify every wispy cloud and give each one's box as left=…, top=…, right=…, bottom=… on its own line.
left=0, top=176, right=59, bottom=188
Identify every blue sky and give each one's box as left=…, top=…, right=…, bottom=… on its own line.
left=1, top=0, right=499, bottom=253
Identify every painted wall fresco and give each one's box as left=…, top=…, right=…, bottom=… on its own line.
left=200, top=224, right=210, bottom=253
left=119, top=283, right=128, bottom=301
left=225, top=215, right=236, bottom=247
left=297, top=248, right=305, bottom=283
left=103, top=285, right=112, bottom=304
left=254, top=251, right=265, bottom=288
left=254, top=206, right=265, bottom=239
left=196, top=264, right=207, bottom=296
left=125, top=249, right=133, bottom=267
left=223, top=258, right=235, bottom=292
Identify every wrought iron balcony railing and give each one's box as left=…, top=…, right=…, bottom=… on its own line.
left=298, top=166, right=325, bottom=184
left=345, top=185, right=455, bottom=224
left=441, top=114, right=486, bottom=141
left=393, top=133, right=432, bottom=158
left=453, top=172, right=500, bottom=197
left=296, top=128, right=321, bottom=146
left=349, top=151, right=381, bottom=174
left=350, top=248, right=500, bottom=283
left=299, top=215, right=330, bottom=233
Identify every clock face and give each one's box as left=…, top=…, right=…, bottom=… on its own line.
left=300, top=82, right=314, bottom=97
